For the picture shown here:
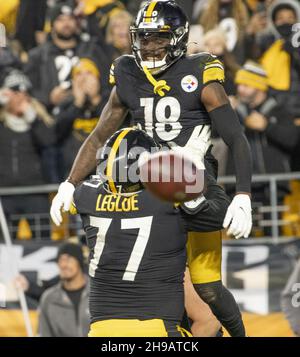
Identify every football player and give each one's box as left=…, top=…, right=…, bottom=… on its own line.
left=71, top=128, right=228, bottom=337
left=51, top=1, right=250, bottom=336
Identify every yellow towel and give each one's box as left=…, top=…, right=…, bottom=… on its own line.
left=260, top=39, right=291, bottom=91
left=0, top=0, right=20, bottom=36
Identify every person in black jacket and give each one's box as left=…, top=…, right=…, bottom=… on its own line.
left=249, top=0, right=300, bottom=118
left=0, top=70, right=56, bottom=239
left=55, top=58, right=105, bottom=178
left=24, top=2, right=110, bottom=111
left=234, top=61, right=298, bottom=179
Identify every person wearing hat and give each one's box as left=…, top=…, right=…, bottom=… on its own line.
left=38, top=242, right=90, bottom=337
left=0, top=70, right=57, bottom=239
left=228, top=61, right=298, bottom=233
left=55, top=57, right=105, bottom=178
left=248, top=0, right=300, bottom=120
left=24, top=2, right=102, bottom=110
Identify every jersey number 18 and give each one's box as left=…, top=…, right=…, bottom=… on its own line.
left=141, top=97, right=182, bottom=141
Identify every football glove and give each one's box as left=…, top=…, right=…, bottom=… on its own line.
left=50, top=181, right=75, bottom=226
left=223, top=194, right=252, bottom=239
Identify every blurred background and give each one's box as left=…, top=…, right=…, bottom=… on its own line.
left=0, top=0, right=300, bottom=337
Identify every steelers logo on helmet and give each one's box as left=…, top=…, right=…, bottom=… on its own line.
left=97, top=128, right=160, bottom=196
left=181, top=75, right=198, bottom=93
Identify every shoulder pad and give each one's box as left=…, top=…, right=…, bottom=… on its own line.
left=180, top=195, right=206, bottom=215
left=187, top=52, right=217, bottom=65
left=109, top=55, right=135, bottom=85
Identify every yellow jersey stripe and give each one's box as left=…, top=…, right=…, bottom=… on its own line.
left=106, top=128, right=134, bottom=194
left=145, top=1, right=157, bottom=23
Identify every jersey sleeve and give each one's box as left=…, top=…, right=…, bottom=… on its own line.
left=108, top=55, right=125, bottom=86
left=108, top=55, right=131, bottom=106
left=181, top=177, right=230, bottom=232
left=201, top=54, right=225, bottom=87
left=73, top=179, right=103, bottom=215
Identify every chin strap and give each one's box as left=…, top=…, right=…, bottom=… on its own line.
left=142, top=65, right=171, bottom=97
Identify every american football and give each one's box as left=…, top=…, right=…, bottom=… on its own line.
left=139, top=150, right=205, bottom=202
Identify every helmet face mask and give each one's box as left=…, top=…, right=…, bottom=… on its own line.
left=130, top=1, right=189, bottom=75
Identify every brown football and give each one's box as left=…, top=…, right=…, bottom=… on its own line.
left=139, top=151, right=205, bottom=202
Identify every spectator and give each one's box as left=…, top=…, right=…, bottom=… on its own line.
left=78, top=0, right=125, bottom=40
left=229, top=62, right=298, bottom=225
left=199, top=0, right=250, bottom=64
left=105, top=10, right=132, bottom=59
left=56, top=58, right=105, bottom=178
left=24, top=2, right=101, bottom=110
left=257, top=0, right=300, bottom=118
left=38, top=242, right=89, bottom=337
left=0, top=70, right=56, bottom=239
left=281, top=258, right=300, bottom=336
left=247, top=1, right=269, bottom=28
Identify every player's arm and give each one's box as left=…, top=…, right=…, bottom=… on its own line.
left=68, top=86, right=128, bottom=185
left=201, top=82, right=252, bottom=195
left=201, top=82, right=253, bottom=239
left=181, top=174, right=230, bottom=232
left=50, top=87, right=128, bottom=226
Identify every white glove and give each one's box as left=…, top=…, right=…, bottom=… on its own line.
left=169, top=126, right=211, bottom=170
left=223, top=194, right=252, bottom=239
left=50, top=181, right=75, bottom=226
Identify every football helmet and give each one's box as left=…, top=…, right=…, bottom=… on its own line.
left=130, top=1, right=189, bottom=75
left=97, top=128, right=160, bottom=195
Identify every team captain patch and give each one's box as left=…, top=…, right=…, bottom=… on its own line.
left=181, top=75, right=198, bottom=93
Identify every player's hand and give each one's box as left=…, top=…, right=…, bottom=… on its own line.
left=50, top=181, right=75, bottom=226
left=223, top=194, right=252, bottom=239
left=170, top=139, right=207, bottom=170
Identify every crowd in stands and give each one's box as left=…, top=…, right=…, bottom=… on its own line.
left=1, top=0, right=300, bottom=239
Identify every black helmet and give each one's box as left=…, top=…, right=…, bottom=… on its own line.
left=130, top=0, right=189, bottom=75
left=97, top=128, right=160, bottom=195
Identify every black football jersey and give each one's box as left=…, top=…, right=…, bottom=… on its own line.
left=74, top=180, right=187, bottom=323
left=110, top=53, right=225, bottom=147
left=73, top=176, right=228, bottom=323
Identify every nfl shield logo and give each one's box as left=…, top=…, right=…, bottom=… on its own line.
left=181, top=75, right=198, bottom=93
